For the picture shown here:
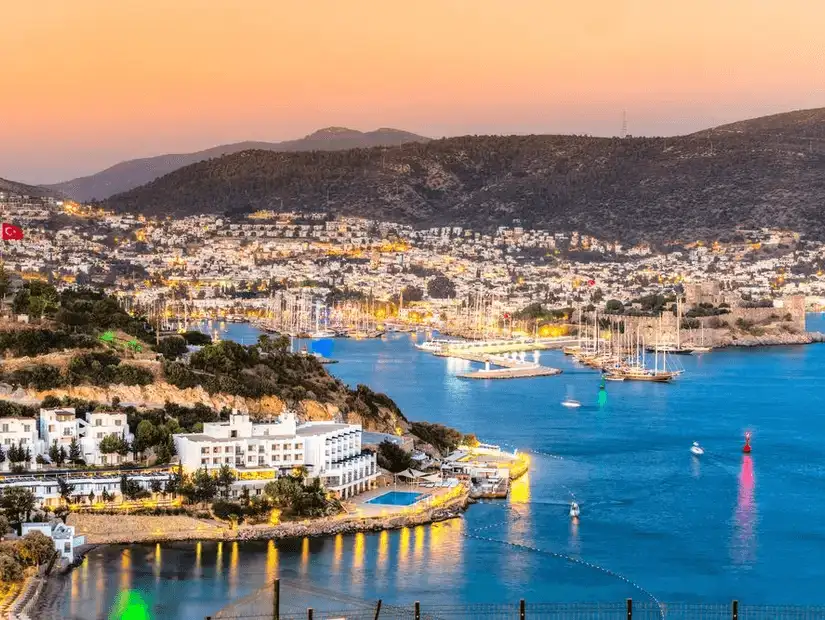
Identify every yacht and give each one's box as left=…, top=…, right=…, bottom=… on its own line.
left=561, top=399, right=581, bottom=408
left=569, top=501, right=580, bottom=519
left=690, top=442, right=704, bottom=456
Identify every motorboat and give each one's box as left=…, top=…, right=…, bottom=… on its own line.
left=690, top=441, right=704, bottom=456
left=569, top=501, right=580, bottom=519
left=605, top=375, right=625, bottom=382
left=561, top=399, right=581, bottom=408
left=308, top=329, right=337, bottom=339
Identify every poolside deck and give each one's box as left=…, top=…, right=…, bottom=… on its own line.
left=348, top=483, right=461, bottom=518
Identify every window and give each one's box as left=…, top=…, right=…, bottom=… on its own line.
left=201, top=458, right=208, bottom=465
left=201, top=447, right=209, bottom=454
left=48, top=425, right=55, bottom=432
left=23, top=425, right=30, bottom=432
left=63, top=428, right=73, bottom=436
left=1, top=424, right=8, bottom=433
left=96, top=433, right=103, bottom=439
left=295, top=443, right=303, bottom=450
left=95, top=419, right=102, bottom=426
left=230, top=430, right=237, bottom=438
left=3, top=439, right=9, bottom=445
left=115, top=420, right=122, bottom=426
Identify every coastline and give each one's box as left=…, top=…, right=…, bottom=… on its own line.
left=26, top=488, right=471, bottom=617
left=63, top=487, right=470, bottom=548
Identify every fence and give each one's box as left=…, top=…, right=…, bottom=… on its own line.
left=208, top=582, right=825, bottom=620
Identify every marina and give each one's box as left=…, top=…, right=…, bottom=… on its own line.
left=43, top=316, right=825, bottom=619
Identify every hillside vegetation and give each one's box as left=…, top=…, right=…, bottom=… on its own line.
left=47, top=127, right=429, bottom=201
left=103, top=108, right=825, bottom=244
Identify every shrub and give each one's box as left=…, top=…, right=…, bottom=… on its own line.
left=211, top=500, right=244, bottom=522
left=156, top=336, right=189, bottom=360
left=376, top=440, right=412, bottom=473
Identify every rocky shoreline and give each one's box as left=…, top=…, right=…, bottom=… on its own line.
left=63, top=490, right=470, bottom=548
left=721, top=331, right=825, bottom=348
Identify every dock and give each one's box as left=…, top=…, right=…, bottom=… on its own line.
left=449, top=352, right=562, bottom=380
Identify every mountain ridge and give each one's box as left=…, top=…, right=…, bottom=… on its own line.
left=45, top=127, right=430, bottom=201
left=101, top=107, right=825, bottom=245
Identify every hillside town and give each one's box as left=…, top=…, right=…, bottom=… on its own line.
left=2, top=191, right=825, bottom=325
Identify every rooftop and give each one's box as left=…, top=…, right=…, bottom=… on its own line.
left=296, top=423, right=353, bottom=436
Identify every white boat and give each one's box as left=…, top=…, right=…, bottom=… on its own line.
left=605, top=376, right=625, bottom=382
left=569, top=501, right=580, bottom=519
left=561, top=399, right=581, bottom=408
left=690, top=442, right=704, bottom=456
left=308, top=329, right=336, bottom=339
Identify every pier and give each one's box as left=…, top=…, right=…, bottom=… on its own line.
left=444, top=350, right=562, bottom=380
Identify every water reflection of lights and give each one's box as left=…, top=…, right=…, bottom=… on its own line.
left=228, top=542, right=239, bottom=596
left=154, top=543, right=162, bottom=584
left=732, top=455, right=757, bottom=565
left=413, top=526, right=425, bottom=563
left=353, top=532, right=366, bottom=570
left=333, top=533, right=344, bottom=571
left=398, top=527, right=411, bottom=567
left=445, top=356, right=471, bottom=374
left=300, top=537, right=310, bottom=575
left=216, top=542, right=224, bottom=577
left=195, top=541, right=202, bottom=578
left=428, top=519, right=463, bottom=575
left=509, top=473, right=531, bottom=505
left=690, top=455, right=701, bottom=478
left=120, top=550, right=131, bottom=591
left=266, top=540, right=279, bottom=583
left=568, top=519, right=581, bottom=555
left=377, top=530, right=389, bottom=575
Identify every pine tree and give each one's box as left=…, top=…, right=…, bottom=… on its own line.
left=57, top=446, right=67, bottom=466
left=68, top=438, right=82, bottom=465
left=48, top=441, right=59, bottom=464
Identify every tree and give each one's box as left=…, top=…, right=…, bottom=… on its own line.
left=190, top=468, right=217, bottom=505
left=0, top=446, right=7, bottom=465
left=156, top=336, right=189, bottom=360
left=101, top=489, right=112, bottom=504
left=68, top=438, right=82, bottom=464
left=57, top=446, right=67, bottom=467
left=49, top=440, right=60, bottom=463
left=399, top=285, right=423, bottom=303
left=461, top=433, right=480, bottom=448
left=0, top=487, right=36, bottom=524
left=57, top=477, right=75, bottom=503
left=0, top=515, right=10, bottom=536
left=87, top=490, right=95, bottom=505
left=99, top=433, right=129, bottom=456
left=134, top=419, right=158, bottom=455
left=216, top=464, right=236, bottom=498
left=376, top=440, right=412, bottom=473
left=0, top=554, right=22, bottom=582
left=18, top=531, right=55, bottom=566
left=119, top=475, right=149, bottom=501
left=605, top=299, right=624, bottom=314
left=426, top=275, right=456, bottom=299
left=149, top=479, right=163, bottom=494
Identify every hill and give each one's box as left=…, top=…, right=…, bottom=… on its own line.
left=0, top=177, right=59, bottom=198
left=102, top=107, right=825, bottom=244
left=46, top=127, right=429, bottom=201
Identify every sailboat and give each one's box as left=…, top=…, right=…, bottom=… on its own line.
left=606, top=322, right=683, bottom=382
left=308, top=301, right=336, bottom=339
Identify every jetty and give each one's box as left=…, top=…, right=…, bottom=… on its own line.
left=449, top=351, right=562, bottom=380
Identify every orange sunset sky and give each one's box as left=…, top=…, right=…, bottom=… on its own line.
left=3, top=0, right=824, bottom=184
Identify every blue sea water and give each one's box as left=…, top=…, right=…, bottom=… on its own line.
left=56, top=316, right=825, bottom=618
left=366, top=491, right=424, bottom=506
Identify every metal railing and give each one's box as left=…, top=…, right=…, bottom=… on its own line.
left=207, top=582, right=825, bottom=620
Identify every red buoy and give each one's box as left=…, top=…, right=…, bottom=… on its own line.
left=743, top=431, right=752, bottom=454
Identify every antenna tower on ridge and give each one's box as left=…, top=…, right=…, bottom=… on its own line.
left=621, top=110, right=628, bottom=139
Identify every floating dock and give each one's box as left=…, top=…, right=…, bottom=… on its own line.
left=451, top=353, right=562, bottom=380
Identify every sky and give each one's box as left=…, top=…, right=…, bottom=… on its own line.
left=2, top=0, right=824, bottom=184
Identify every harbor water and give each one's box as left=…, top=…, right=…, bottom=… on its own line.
left=53, top=316, right=825, bottom=618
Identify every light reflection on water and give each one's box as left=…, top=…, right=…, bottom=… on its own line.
left=57, top=316, right=825, bottom=618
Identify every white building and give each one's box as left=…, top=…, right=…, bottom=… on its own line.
left=174, top=411, right=306, bottom=499
left=173, top=411, right=378, bottom=500
left=21, top=520, right=84, bottom=563
left=79, top=410, right=132, bottom=466
left=0, top=417, right=42, bottom=469
left=39, top=407, right=79, bottom=452
left=298, top=422, right=378, bottom=499
left=0, top=471, right=171, bottom=509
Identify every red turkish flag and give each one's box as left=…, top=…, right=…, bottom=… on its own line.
left=1, top=223, right=23, bottom=240
left=587, top=279, right=596, bottom=286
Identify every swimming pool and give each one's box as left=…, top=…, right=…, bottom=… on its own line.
left=365, top=491, right=424, bottom=506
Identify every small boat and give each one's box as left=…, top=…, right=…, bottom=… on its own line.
left=308, top=329, right=336, bottom=339
left=569, top=501, right=580, bottom=519
left=690, top=442, right=704, bottom=456
left=561, top=399, right=581, bottom=408
left=605, top=375, right=625, bottom=382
